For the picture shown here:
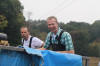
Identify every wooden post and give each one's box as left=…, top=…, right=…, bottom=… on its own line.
left=82, top=56, right=90, bottom=66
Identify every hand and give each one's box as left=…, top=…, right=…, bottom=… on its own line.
left=38, top=48, right=46, bottom=50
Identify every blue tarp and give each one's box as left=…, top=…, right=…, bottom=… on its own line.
left=0, top=50, right=33, bottom=66
left=24, top=47, right=82, bottom=66
left=41, top=50, right=82, bottom=66
left=0, top=47, right=82, bottom=66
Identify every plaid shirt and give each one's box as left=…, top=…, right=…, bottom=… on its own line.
left=44, top=28, right=74, bottom=51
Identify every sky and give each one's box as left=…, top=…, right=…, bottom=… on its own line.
left=20, top=0, right=100, bottom=24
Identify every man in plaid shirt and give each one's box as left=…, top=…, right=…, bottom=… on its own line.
left=40, top=16, right=74, bottom=54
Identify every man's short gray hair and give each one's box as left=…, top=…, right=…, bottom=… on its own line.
left=47, top=16, right=58, bottom=24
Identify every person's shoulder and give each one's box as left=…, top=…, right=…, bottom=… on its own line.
left=63, top=31, right=69, bottom=34
left=59, top=28, right=70, bottom=35
left=32, top=37, right=43, bottom=42
left=32, top=37, right=40, bottom=40
left=62, top=31, right=71, bottom=36
left=47, top=32, right=52, bottom=36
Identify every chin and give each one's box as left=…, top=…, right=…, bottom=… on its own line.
left=50, top=29, right=57, bottom=33
left=22, top=36, right=26, bottom=39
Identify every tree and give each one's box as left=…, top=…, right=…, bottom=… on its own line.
left=71, top=30, right=90, bottom=56
left=25, top=19, right=48, bottom=40
left=90, top=20, right=100, bottom=42
left=0, top=0, right=25, bottom=46
left=88, top=39, right=100, bottom=57
left=64, top=21, right=90, bottom=32
left=0, top=14, right=8, bottom=31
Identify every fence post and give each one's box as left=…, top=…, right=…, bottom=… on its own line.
left=82, top=56, right=90, bottom=66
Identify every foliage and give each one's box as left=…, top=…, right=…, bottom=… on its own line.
left=70, top=30, right=90, bottom=56
left=0, top=14, right=8, bottom=31
left=88, top=39, right=100, bottom=57
left=65, top=21, right=90, bottom=32
left=0, top=0, right=25, bottom=46
left=90, top=20, right=100, bottom=42
left=25, top=20, right=48, bottom=41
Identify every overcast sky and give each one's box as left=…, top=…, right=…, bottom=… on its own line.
left=20, top=0, right=100, bottom=24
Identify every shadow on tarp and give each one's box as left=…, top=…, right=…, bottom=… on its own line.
left=0, top=47, right=82, bottom=66
left=0, top=49, right=42, bottom=66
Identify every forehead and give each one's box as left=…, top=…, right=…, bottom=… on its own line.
left=47, top=18, right=57, bottom=21
left=21, top=28, right=28, bottom=32
left=47, top=18, right=57, bottom=24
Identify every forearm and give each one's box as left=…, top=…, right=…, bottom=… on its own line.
left=57, top=50, right=75, bottom=54
left=38, top=47, right=46, bottom=50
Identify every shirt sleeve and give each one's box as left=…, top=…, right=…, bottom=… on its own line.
left=32, top=37, right=43, bottom=48
left=44, top=33, right=51, bottom=49
left=64, top=32, right=74, bottom=51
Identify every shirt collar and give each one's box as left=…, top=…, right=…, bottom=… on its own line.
left=51, top=27, right=62, bottom=37
left=24, top=35, right=32, bottom=41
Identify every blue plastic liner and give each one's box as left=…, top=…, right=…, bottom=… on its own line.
left=41, top=50, right=82, bottom=66
left=0, top=50, right=32, bottom=66
left=24, top=47, right=82, bottom=66
left=0, top=47, right=82, bottom=66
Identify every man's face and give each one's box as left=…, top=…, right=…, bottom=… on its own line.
left=20, top=28, right=29, bottom=40
left=47, top=18, right=58, bottom=33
